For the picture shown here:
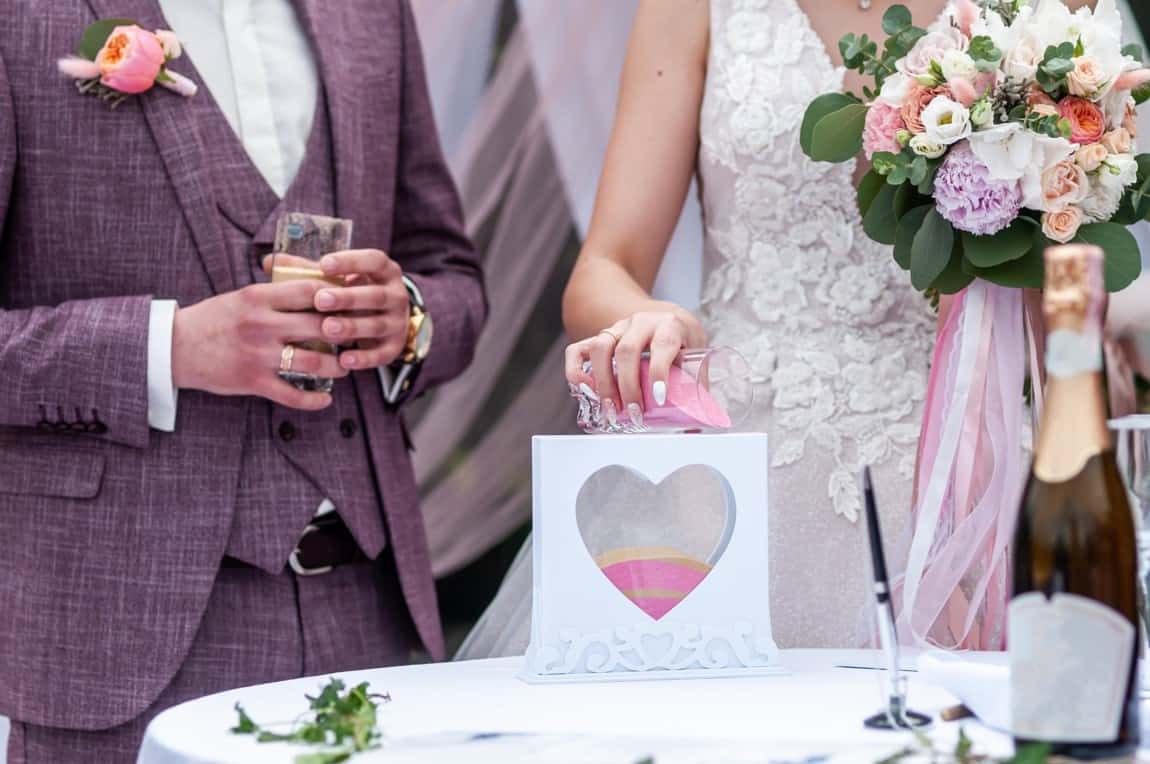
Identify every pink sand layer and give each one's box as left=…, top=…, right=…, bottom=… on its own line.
left=634, top=362, right=732, bottom=430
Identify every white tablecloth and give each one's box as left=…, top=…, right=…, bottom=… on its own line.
left=138, top=649, right=1012, bottom=764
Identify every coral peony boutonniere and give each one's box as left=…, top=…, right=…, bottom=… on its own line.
left=57, top=18, right=197, bottom=107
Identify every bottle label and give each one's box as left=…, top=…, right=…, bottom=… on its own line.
left=1009, top=592, right=1135, bottom=742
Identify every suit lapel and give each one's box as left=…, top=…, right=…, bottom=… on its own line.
left=293, top=0, right=397, bottom=246
left=83, top=0, right=236, bottom=295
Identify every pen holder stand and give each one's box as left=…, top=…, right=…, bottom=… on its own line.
left=522, top=433, right=783, bottom=682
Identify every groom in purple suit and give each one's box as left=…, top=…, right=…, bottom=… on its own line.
left=0, top=1, right=485, bottom=761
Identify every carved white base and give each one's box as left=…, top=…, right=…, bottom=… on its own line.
left=522, top=620, right=783, bottom=683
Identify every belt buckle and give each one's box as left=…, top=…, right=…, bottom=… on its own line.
left=289, top=524, right=334, bottom=577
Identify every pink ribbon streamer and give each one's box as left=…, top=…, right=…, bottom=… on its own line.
left=891, top=282, right=1031, bottom=651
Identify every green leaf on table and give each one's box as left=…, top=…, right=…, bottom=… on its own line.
left=78, top=18, right=137, bottom=59
left=858, top=169, right=886, bottom=219
left=882, top=4, right=913, bottom=35
left=1004, top=742, right=1052, bottom=764
left=801, top=93, right=859, bottom=158
left=954, top=727, right=974, bottom=763
left=863, top=183, right=900, bottom=245
left=1076, top=222, right=1143, bottom=291
left=875, top=747, right=915, bottom=764
left=961, top=220, right=1033, bottom=268
left=894, top=205, right=931, bottom=270
left=231, top=704, right=259, bottom=735
left=910, top=208, right=954, bottom=291
left=295, top=753, right=352, bottom=764
left=809, top=103, right=868, bottom=162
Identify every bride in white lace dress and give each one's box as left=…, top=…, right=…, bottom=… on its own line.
left=459, top=0, right=1026, bottom=656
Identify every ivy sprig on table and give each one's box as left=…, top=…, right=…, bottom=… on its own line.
left=231, top=678, right=390, bottom=764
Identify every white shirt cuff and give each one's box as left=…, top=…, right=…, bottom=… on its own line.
left=147, top=300, right=179, bottom=432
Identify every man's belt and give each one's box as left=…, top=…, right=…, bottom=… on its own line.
left=223, top=513, right=363, bottom=575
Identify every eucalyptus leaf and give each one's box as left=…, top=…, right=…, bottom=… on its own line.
left=963, top=238, right=1045, bottom=289
left=894, top=206, right=931, bottom=270
left=800, top=93, right=858, bottom=158
left=933, top=237, right=974, bottom=294
left=1123, top=43, right=1145, bottom=63
left=78, top=18, right=137, bottom=60
left=910, top=209, right=954, bottom=291
left=882, top=4, right=912, bottom=34
left=857, top=170, right=885, bottom=219
left=863, top=183, right=900, bottom=245
left=809, top=103, right=868, bottom=163
left=961, top=220, right=1033, bottom=268
left=1076, top=222, right=1143, bottom=291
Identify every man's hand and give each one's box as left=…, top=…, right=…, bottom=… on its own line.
left=262, top=250, right=410, bottom=371
left=172, top=280, right=349, bottom=410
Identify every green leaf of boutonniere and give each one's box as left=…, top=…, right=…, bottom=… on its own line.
left=78, top=18, right=137, bottom=60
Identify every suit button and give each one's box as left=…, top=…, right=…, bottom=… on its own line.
left=279, top=421, right=297, bottom=442
left=339, top=419, right=358, bottom=438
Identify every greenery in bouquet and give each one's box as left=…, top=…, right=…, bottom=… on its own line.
left=801, top=0, right=1150, bottom=294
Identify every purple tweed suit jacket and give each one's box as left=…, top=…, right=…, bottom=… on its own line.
left=0, top=0, right=485, bottom=730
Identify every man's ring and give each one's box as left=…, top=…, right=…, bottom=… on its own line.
left=280, top=345, right=295, bottom=373
left=598, top=329, right=621, bottom=343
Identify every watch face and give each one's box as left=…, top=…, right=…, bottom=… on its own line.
left=414, top=314, right=434, bottom=360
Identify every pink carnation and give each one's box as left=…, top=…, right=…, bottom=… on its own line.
left=863, top=102, right=904, bottom=160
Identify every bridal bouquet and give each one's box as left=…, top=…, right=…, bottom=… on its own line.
left=802, top=0, right=1150, bottom=293
left=801, top=0, right=1150, bottom=651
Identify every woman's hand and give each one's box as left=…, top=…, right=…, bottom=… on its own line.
left=564, top=307, right=706, bottom=426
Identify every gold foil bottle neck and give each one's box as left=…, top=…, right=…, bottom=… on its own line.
left=1043, top=244, right=1103, bottom=334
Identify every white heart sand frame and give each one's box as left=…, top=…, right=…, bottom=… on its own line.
left=523, top=433, right=783, bottom=682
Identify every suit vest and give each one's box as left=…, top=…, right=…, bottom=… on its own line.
left=199, top=88, right=389, bottom=572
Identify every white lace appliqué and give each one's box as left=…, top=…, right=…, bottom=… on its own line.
left=696, top=0, right=934, bottom=522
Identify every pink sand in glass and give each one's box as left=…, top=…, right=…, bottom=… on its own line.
left=633, top=361, right=732, bottom=431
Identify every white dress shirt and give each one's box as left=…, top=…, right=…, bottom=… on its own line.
left=148, top=0, right=319, bottom=431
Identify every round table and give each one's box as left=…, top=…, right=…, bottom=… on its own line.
left=138, top=649, right=1012, bottom=764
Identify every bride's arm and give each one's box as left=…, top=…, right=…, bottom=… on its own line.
left=561, top=0, right=709, bottom=415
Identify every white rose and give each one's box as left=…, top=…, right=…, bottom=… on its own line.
left=1099, top=153, right=1139, bottom=190
left=1080, top=178, right=1124, bottom=223
left=877, top=72, right=912, bottom=107
left=910, top=134, right=947, bottom=158
left=1002, top=30, right=1043, bottom=82
left=921, top=96, right=973, bottom=146
left=940, top=49, right=979, bottom=83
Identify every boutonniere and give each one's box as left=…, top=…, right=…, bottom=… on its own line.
left=57, top=18, right=197, bottom=108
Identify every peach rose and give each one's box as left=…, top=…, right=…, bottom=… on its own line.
left=1076, top=143, right=1109, bottom=173
left=902, top=85, right=951, bottom=135
left=1102, top=127, right=1133, bottom=155
left=1067, top=56, right=1109, bottom=99
left=1059, top=96, right=1107, bottom=145
left=1123, top=101, right=1139, bottom=138
left=1042, top=206, right=1084, bottom=243
left=1042, top=160, right=1089, bottom=210
left=96, top=25, right=164, bottom=94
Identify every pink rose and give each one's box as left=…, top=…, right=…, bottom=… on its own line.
left=862, top=102, right=905, bottom=159
left=1041, top=160, right=1089, bottom=211
left=1042, top=206, right=1084, bottom=243
left=1059, top=96, right=1107, bottom=145
left=96, top=25, right=164, bottom=94
left=898, top=27, right=968, bottom=78
left=902, top=84, right=951, bottom=134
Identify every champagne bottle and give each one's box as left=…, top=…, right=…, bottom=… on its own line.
left=1010, top=244, right=1140, bottom=758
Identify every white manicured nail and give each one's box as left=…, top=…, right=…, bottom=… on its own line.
left=652, top=380, right=667, bottom=407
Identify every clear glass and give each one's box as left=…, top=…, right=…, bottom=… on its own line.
left=271, top=213, right=354, bottom=394
left=1108, top=415, right=1150, bottom=649
left=573, top=346, right=754, bottom=434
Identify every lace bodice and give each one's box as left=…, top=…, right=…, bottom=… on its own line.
left=698, top=0, right=934, bottom=523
